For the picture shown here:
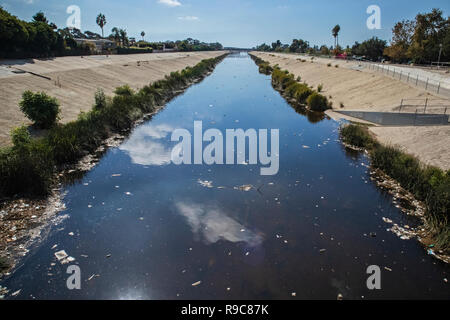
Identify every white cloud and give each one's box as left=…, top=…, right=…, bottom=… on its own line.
left=119, top=124, right=174, bottom=166
left=178, top=16, right=199, bottom=21
left=175, top=202, right=263, bottom=246
left=158, top=0, right=181, bottom=7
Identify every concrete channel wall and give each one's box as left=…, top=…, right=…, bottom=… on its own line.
left=336, top=110, right=450, bottom=126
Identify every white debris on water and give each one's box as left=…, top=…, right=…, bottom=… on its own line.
left=11, top=289, right=21, bottom=297
left=234, top=184, right=253, bottom=192
left=198, top=179, right=213, bottom=188
left=54, top=250, right=68, bottom=261
left=382, top=217, right=393, bottom=224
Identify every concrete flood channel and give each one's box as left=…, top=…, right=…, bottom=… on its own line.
left=1, top=53, right=448, bottom=299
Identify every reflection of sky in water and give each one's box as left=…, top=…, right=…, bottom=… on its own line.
left=119, top=124, right=173, bottom=166
left=176, top=202, right=262, bottom=247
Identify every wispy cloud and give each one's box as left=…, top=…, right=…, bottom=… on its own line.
left=178, top=16, right=199, bottom=21
left=158, top=0, right=181, bottom=7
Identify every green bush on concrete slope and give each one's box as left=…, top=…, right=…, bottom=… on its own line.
left=19, top=91, right=61, bottom=129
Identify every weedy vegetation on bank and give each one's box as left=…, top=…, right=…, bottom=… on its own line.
left=252, top=55, right=273, bottom=75
left=250, top=54, right=331, bottom=112
left=341, top=124, right=450, bottom=253
left=0, top=54, right=227, bottom=198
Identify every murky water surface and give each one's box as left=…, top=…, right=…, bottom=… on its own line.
left=2, top=53, right=449, bottom=299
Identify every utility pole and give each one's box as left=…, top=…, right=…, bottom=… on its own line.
left=437, top=43, right=443, bottom=69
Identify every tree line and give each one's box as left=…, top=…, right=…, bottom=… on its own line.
left=134, top=37, right=222, bottom=51
left=0, top=7, right=92, bottom=58
left=255, top=36, right=387, bottom=62
left=255, top=8, right=449, bottom=64
left=0, top=7, right=223, bottom=59
left=384, top=8, right=449, bottom=64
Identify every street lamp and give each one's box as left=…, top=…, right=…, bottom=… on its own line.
left=437, top=43, right=443, bottom=69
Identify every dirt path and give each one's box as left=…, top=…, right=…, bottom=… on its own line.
left=251, top=51, right=450, bottom=170
left=0, top=51, right=226, bottom=146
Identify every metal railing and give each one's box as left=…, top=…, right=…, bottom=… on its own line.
left=431, top=61, right=450, bottom=69
left=395, top=98, right=449, bottom=115
left=364, top=63, right=450, bottom=98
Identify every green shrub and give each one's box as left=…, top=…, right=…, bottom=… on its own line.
left=306, top=92, right=330, bottom=111
left=318, top=84, right=323, bottom=92
left=294, top=85, right=313, bottom=104
left=0, top=129, right=54, bottom=196
left=11, top=125, right=31, bottom=148
left=94, top=88, right=107, bottom=110
left=114, top=85, right=134, bottom=96
left=258, top=62, right=273, bottom=75
left=285, top=82, right=300, bottom=98
left=271, top=69, right=296, bottom=89
left=19, top=91, right=60, bottom=129
left=327, top=63, right=332, bottom=67
left=340, top=124, right=376, bottom=149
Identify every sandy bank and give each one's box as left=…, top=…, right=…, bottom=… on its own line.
left=0, top=51, right=226, bottom=146
left=251, top=51, right=450, bottom=170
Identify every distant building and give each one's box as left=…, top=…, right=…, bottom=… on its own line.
left=74, top=39, right=116, bottom=53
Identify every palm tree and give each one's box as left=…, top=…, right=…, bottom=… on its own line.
left=332, top=24, right=341, bottom=49
left=119, top=29, right=128, bottom=47
left=96, top=13, right=106, bottom=38
left=141, top=31, right=146, bottom=41
left=111, top=27, right=120, bottom=45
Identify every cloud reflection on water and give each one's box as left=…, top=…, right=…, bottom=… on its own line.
left=175, top=202, right=263, bottom=246
left=119, top=124, right=173, bottom=166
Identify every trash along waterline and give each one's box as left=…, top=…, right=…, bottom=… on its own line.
left=0, top=53, right=448, bottom=299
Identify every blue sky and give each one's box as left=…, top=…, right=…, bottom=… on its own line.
left=1, top=0, right=449, bottom=48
